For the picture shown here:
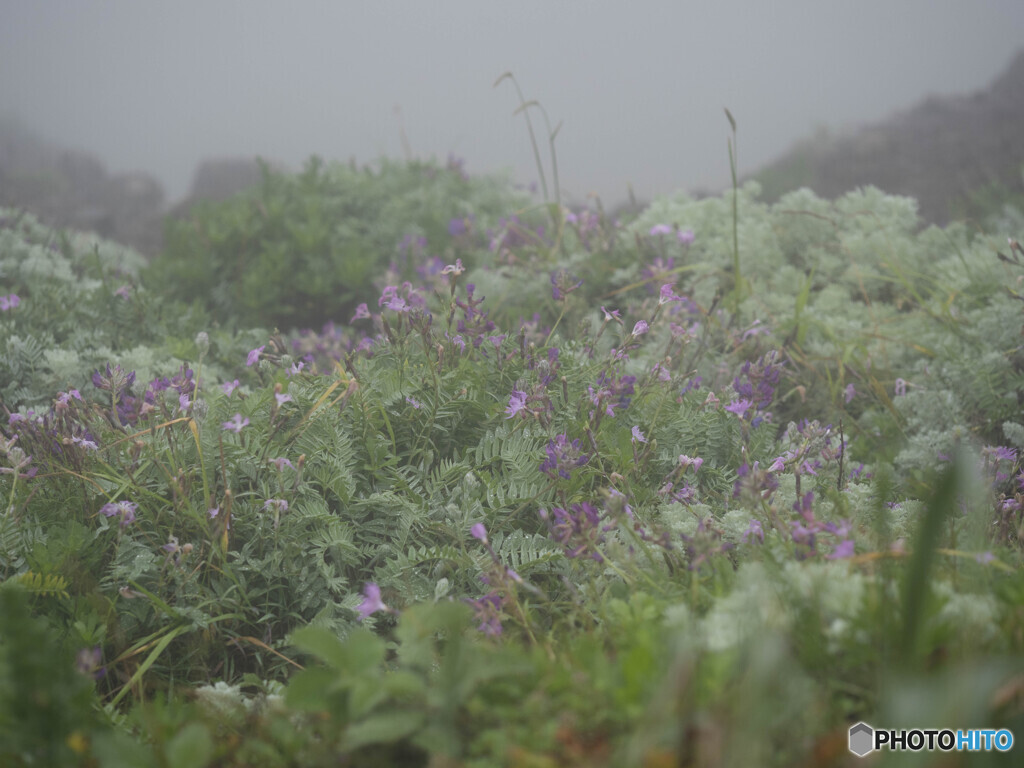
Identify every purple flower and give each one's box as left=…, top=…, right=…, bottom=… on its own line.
left=540, top=502, right=608, bottom=561
left=75, top=646, right=105, bottom=680
left=55, top=389, right=82, bottom=415
left=275, top=392, right=292, bottom=407
left=540, top=434, right=590, bottom=480
left=270, top=457, right=295, bottom=471
left=378, top=282, right=424, bottom=314
left=92, top=364, right=136, bottom=396
left=405, top=396, right=422, bottom=409
left=828, top=540, right=855, bottom=559
left=844, top=383, right=856, bottom=403
left=222, top=413, right=249, bottom=433
left=448, top=218, right=468, bottom=237
left=659, top=284, right=685, bottom=305
left=287, top=361, right=305, bottom=377
left=471, top=523, right=488, bottom=543
left=551, top=269, right=583, bottom=300
left=0, top=294, right=20, bottom=311
left=680, top=517, right=734, bottom=571
left=179, top=393, right=191, bottom=412
left=631, top=320, right=649, bottom=337
left=72, top=436, right=98, bottom=450
left=247, top=346, right=265, bottom=367
left=983, top=445, right=1017, bottom=462
left=600, top=306, right=622, bottom=324
left=441, top=259, right=465, bottom=276
left=742, top=519, right=764, bottom=544
left=114, top=285, right=132, bottom=299
left=222, top=379, right=240, bottom=395
left=894, top=378, right=907, bottom=397
left=725, top=398, right=752, bottom=418
left=505, top=389, right=528, bottom=419
left=356, top=582, right=388, bottom=621
left=648, top=224, right=673, bottom=237
left=631, top=426, right=647, bottom=444
left=263, top=498, right=289, bottom=514
left=351, top=303, right=371, bottom=322
left=975, top=551, right=995, bottom=565
left=467, top=592, right=503, bottom=636
left=100, top=500, right=137, bottom=528
left=677, top=229, right=695, bottom=245
left=678, top=454, right=703, bottom=473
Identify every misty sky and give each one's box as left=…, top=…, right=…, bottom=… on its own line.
left=2, top=1, right=1023, bottom=206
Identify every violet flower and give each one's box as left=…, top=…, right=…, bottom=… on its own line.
left=222, top=413, right=249, bottom=433
left=356, top=582, right=389, bottom=621
left=505, top=389, right=528, bottom=419
left=100, top=500, right=137, bottom=528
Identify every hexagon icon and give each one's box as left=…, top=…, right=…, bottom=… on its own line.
left=849, top=722, right=874, bottom=757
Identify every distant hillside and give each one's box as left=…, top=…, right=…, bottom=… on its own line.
left=0, top=117, right=271, bottom=256
left=749, top=49, right=1024, bottom=225
left=0, top=117, right=166, bottom=254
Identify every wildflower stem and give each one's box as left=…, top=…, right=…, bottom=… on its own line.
left=544, top=303, right=568, bottom=348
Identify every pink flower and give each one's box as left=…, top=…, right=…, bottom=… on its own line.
left=351, top=303, right=371, bottom=322
left=649, top=224, right=673, bottom=237
left=247, top=346, right=265, bottom=367
left=222, top=379, right=240, bottom=395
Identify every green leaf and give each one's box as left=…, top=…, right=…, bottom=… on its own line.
left=344, top=711, right=425, bottom=751
left=165, top=723, right=214, bottom=768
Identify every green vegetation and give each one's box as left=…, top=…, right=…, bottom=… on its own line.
left=1, top=144, right=1023, bottom=766
left=148, top=156, right=528, bottom=331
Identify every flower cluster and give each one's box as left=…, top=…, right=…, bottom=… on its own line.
left=379, top=281, right=427, bottom=314
left=732, top=350, right=784, bottom=425
left=92, top=363, right=136, bottom=400
left=539, top=433, right=589, bottom=480
left=789, top=491, right=855, bottom=560
left=565, top=207, right=617, bottom=252
left=680, top=517, right=734, bottom=571
left=587, top=371, right=636, bottom=420
left=453, top=283, right=497, bottom=348
left=550, top=269, right=583, bottom=301
left=539, top=502, right=614, bottom=562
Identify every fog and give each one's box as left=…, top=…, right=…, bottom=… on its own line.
left=2, top=0, right=1023, bottom=206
